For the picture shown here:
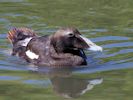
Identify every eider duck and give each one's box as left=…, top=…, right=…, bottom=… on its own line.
left=7, top=27, right=102, bottom=67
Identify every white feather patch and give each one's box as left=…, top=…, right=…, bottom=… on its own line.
left=26, top=50, right=39, bottom=59
left=19, top=37, right=32, bottom=46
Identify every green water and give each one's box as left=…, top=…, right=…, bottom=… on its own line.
left=0, top=0, right=133, bottom=100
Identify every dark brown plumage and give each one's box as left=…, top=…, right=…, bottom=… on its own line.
left=7, top=27, right=102, bottom=67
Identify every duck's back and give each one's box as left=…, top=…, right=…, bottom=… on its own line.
left=27, top=35, right=50, bottom=55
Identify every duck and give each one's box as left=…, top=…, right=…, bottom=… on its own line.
left=7, top=27, right=102, bottom=67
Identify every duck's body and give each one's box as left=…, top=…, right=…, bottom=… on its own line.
left=7, top=27, right=102, bottom=67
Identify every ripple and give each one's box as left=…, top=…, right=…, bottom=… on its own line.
left=23, top=79, right=51, bottom=86
left=80, top=28, right=108, bottom=33
left=0, top=76, right=21, bottom=80
left=103, top=42, right=133, bottom=48
left=96, top=48, right=133, bottom=58
left=0, top=65, right=27, bottom=71
left=91, top=36, right=129, bottom=42
left=0, top=18, right=10, bottom=23
left=74, top=62, right=133, bottom=74
left=0, top=34, right=7, bottom=39
left=0, top=0, right=25, bottom=2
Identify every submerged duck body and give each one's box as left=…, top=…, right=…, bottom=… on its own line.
left=7, top=27, right=102, bottom=67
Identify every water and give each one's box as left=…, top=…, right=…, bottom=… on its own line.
left=0, top=0, right=133, bottom=100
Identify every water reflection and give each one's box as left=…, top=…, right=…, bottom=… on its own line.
left=30, top=67, right=103, bottom=98
left=51, top=76, right=103, bottom=98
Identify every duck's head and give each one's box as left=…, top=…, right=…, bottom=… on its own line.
left=51, top=27, right=102, bottom=55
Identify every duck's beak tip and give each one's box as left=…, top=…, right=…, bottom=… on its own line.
left=87, top=45, right=103, bottom=52
left=79, top=35, right=103, bottom=52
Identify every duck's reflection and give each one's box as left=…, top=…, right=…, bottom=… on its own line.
left=29, top=66, right=103, bottom=98
left=51, top=76, right=103, bottom=98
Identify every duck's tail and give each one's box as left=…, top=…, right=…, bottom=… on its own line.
left=7, top=27, right=37, bottom=45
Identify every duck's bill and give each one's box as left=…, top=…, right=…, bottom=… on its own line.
left=87, top=45, right=103, bottom=52
left=79, top=35, right=103, bottom=52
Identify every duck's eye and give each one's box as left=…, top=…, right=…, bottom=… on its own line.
left=68, top=33, right=74, bottom=37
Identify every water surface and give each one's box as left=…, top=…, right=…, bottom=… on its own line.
left=0, top=0, right=133, bottom=100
